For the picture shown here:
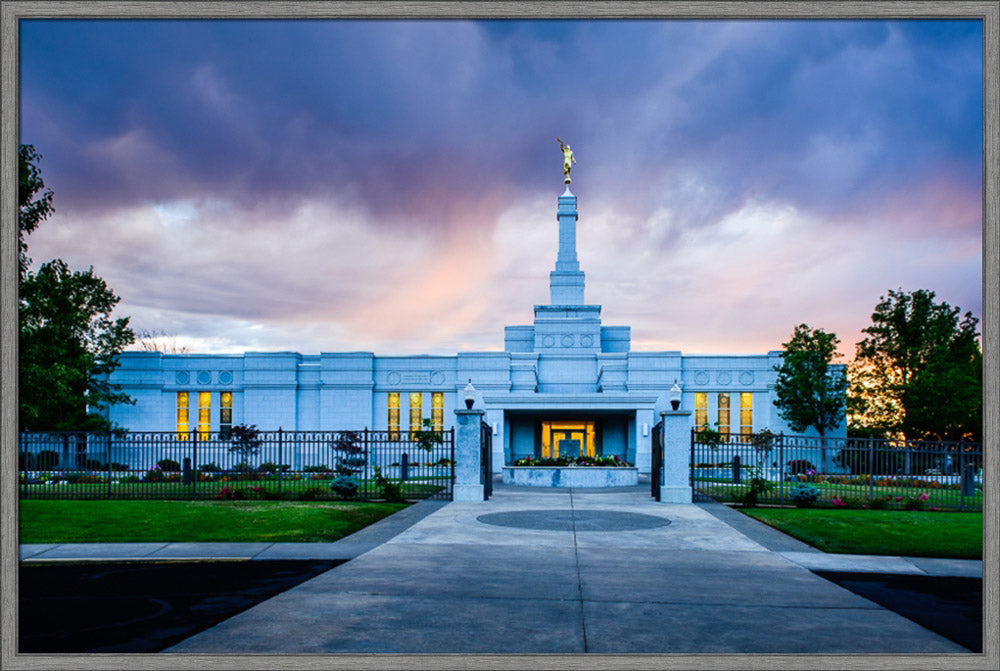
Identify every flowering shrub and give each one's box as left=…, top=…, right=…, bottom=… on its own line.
left=512, top=455, right=632, bottom=467
left=868, top=495, right=892, bottom=510
left=214, top=486, right=247, bottom=500
left=904, top=493, right=930, bottom=511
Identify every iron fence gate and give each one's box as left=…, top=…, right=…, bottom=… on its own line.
left=19, top=429, right=455, bottom=502
left=651, top=420, right=663, bottom=501
left=690, top=430, right=982, bottom=511
left=481, top=420, right=493, bottom=501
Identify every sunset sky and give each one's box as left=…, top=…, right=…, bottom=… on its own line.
left=18, top=18, right=983, bottom=359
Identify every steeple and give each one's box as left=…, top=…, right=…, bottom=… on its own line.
left=549, top=185, right=586, bottom=305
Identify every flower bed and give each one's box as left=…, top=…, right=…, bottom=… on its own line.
left=511, top=455, right=631, bottom=467
left=503, top=456, right=637, bottom=488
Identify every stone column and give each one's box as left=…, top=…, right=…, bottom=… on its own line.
left=659, top=410, right=693, bottom=503
left=454, top=408, right=486, bottom=501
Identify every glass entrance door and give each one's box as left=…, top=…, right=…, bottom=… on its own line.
left=541, top=421, right=596, bottom=458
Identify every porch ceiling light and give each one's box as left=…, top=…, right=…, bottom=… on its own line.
left=463, top=379, right=477, bottom=409
left=670, top=379, right=682, bottom=411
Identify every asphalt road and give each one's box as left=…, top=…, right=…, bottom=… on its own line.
left=19, top=560, right=982, bottom=653
left=19, top=559, right=344, bottom=653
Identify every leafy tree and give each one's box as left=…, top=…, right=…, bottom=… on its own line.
left=18, top=145, right=135, bottom=431
left=19, top=144, right=54, bottom=278
left=227, top=424, right=263, bottom=466
left=773, top=325, right=848, bottom=470
left=20, top=261, right=135, bottom=431
left=412, top=418, right=443, bottom=453
left=850, top=289, right=981, bottom=441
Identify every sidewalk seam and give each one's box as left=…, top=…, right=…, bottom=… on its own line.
left=569, top=489, right=589, bottom=654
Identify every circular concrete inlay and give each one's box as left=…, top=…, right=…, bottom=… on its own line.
left=476, top=509, right=671, bottom=532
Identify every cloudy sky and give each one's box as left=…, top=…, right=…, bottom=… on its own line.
left=18, top=18, right=983, bottom=358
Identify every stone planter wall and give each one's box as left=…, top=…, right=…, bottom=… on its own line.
left=502, top=466, right=638, bottom=488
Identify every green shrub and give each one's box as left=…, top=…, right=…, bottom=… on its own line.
left=904, top=494, right=930, bottom=511
left=373, top=466, right=404, bottom=503
left=788, top=484, right=820, bottom=507
left=259, top=462, right=291, bottom=473
left=200, top=462, right=222, bottom=472
left=157, top=458, right=181, bottom=472
left=869, top=495, right=891, bottom=510
left=36, top=450, right=60, bottom=470
left=303, top=465, right=330, bottom=473
left=738, top=467, right=775, bottom=507
left=214, top=486, right=247, bottom=500
left=298, top=486, right=324, bottom=501
left=839, top=496, right=867, bottom=509
left=330, top=476, right=359, bottom=499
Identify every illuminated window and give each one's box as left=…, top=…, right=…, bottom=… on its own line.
left=717, top=393, right=730, bottom=438
left=431, top=392, right=444, bottom=432
left=198, top=392, right=211, bottom=440
left=177, top=392, right=190, bottom=440
left=388, top=393, right=400, bottom=439
left=409, top=392, right=422, bottom=437
left=219, top=392, right=233, bottom=439
left=740, top=392, right=753, bottom=436
left=694, top=393, right=708, bottom=431
left=541, top=421, right=596, bottom=458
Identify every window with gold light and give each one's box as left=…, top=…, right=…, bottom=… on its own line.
left=388, top=392, right=400, bottom=439
left=219, top=391, right=233, bottom=439
left=694, top=393, right=708, bottom=432
left=717, top=393, right=730, bottom=438
left=431, top=392, right=444, bottom=432
left=176, top=392, right=190, bottom=440
left=409, top=392, right=422, bottom=438
left=198, top=392, right=211, bottom=440
left=740, top=392, right=753, bottom=436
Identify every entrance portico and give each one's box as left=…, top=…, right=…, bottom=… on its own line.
left=486, top=393, right=658, bottom=471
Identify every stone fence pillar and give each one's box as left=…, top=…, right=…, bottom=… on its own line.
left=454, top=408, right=486, bottom=501
left=659, top=410, right=693, bottom=503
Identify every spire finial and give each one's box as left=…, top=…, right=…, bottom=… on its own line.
left=557, top=138, right=576, bottom=184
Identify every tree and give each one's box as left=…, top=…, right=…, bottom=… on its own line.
left=18, top=144, right=135, bottom=432
left=19, top=144, right=54, bottom=278
left=227, top=424, right=263, bottom=469
left=134, top=329, right=190, bottom=354
left=850, top=289, right=981, bottom=441
left=19, top=260, right=135, bottom=431
left=773, top=324, right=848, bottom=471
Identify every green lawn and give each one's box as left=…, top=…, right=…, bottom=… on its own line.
left=696, top=481, right=982, bottom=511
left=19, top=476, right=447, bottom=501
left=19, top=499, right=408, bottom=543
left=741, top=507, right=982, bottom=559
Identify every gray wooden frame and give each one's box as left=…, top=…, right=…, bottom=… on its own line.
left=2, top=2, right=996, bottom=669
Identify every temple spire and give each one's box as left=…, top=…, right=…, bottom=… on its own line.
left=549, top=184, right=585, bottom=304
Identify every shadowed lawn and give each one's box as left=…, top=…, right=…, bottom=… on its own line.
left=741, top=508, right=982, bottom=559
left=20, top=500, right=407, bottom=543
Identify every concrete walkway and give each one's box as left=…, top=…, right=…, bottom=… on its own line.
left=55, top=484, right=968, bottom=655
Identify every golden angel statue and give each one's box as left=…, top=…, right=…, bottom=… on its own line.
left=557, top=138, right=576, bottom=183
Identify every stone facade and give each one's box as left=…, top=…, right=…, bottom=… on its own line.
left=106, top=185, right=846, bottom=474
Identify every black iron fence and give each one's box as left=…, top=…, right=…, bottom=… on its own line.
left=691, top=430, right=983, bottom=511
left=19, top=429, right=454, bottom=502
